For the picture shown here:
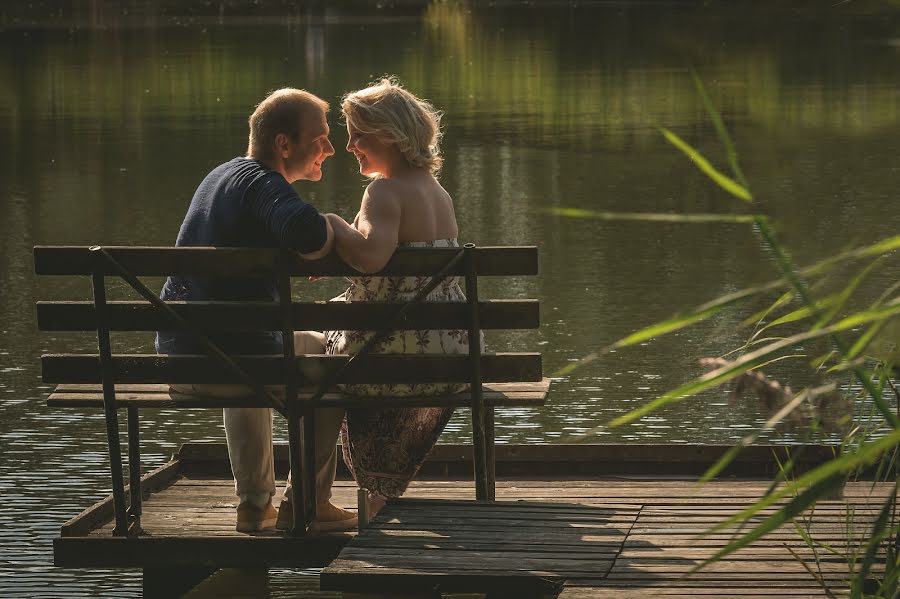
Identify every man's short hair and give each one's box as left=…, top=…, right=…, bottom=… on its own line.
left=247, top=88, right=329, bottom=162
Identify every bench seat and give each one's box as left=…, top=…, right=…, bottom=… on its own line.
left=47, top=379, right=551, bottom=409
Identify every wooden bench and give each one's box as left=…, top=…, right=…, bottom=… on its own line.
left=35, top=244, right=550, bottom=537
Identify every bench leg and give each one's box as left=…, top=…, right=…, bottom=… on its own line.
left=486, top=406, right=496, bottom=500
left=142, top=565, right=218, bottom=598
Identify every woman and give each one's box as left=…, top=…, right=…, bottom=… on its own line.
left=323, top=78, right=482, bottom=515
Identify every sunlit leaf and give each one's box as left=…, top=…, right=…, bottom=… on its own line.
left=609, top=304, right=725, bottom=350
left=691, top=71, right=749, bottom=189
left=766, top=296, right=838, bottom=328
left=659, top=127, right=753, bottom=202
left=746, top=295, right=840, bottom=345
left=698, top=443, right=746, bottom=484
left=848, top=281, right=900, bottom=363
left=852, top=482, right=898, bottom=597
left=742, top=290, right=794, bottom=327
left=813, top=256, right=885, bottom=331
left=810, top=350, right=837, bottom=369
left=803, top=233, right=900, bottom=279
left=547, top=207, right=757, bottom=223
left=694, top=472, right=848, bottom=572
left=705, top=427, right=900, bottom=540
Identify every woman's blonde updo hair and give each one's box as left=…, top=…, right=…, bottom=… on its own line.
left=342, top=77, right=443, bottom=176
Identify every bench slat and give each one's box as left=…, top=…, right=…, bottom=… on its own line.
left=41, top=353, right=543, bottom=385
left=47, top=380, right=551, bottom=409
left=33, top=246, right=538, bottom=277
left=36, top=300, right=539, bottom=331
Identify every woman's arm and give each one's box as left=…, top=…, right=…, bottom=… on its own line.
left=298, top=215, right=334, bottom=260
left=328, top=181, right=401, bottom=273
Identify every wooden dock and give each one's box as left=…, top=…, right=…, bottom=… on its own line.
left=55, top=443, right=891, bottom=597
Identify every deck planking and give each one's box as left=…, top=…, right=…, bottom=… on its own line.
left=59, top=459, right=893, bottom=596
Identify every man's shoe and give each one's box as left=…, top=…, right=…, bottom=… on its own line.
left=275, top=498, right=294, bottom=531
left=310, top=500, right=358, bottom=533
left=236, top=500, right=277, bottom=533
left=277, top=499, right=358, bottom=532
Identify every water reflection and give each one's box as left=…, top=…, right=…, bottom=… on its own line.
left=1, top=1, right=899, bottom=596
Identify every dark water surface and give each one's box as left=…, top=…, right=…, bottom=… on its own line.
left=1, top=1, right=899, bottom=595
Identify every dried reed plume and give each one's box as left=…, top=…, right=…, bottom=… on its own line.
left=699, top=357, right=851, bottom=432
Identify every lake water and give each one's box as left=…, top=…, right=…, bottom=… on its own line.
left=1, top=1, right=899, bottom=596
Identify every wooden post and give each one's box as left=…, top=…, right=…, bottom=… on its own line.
left=463, top=243, right=490, bottom=501
left=90, top=247, right=128, bottom=536
left=485, top=407, right=496, bottom=500
left=302, top=404, right=317, bottom=527
left=357, top=488, right=369, bottom=528
left=143, top=566, right=218, bottom=598
left=126, top=405, right=143, bottom=534
left=277, top=258, right=307, bottom=535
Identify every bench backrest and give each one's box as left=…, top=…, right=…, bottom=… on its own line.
left=35, top=245, right=542, bottom=387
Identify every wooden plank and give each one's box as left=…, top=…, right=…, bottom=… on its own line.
left=41, top=352, right=543, bottom=384
left=560, top=587, right=843, bottom=597
left=54, top=535, right=350, bottom=568
left=328, top=554, right=615, bottom=573
left=60, top=459, right=181, bottom=537
left=47, top=380, right=550, bottom=409
left=171, top=442, right=857, bottom=479
left=33, top=245, right=538, bottom=277
left=36, top=299, right=540, bottom=331
left=321, top=499, right=632, bottom=595
left=321, top=567, right=565, bottom=595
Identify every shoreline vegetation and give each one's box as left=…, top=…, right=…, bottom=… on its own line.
left=2, top=2, right=899, bottom=146
left=2, top=0, right=899, bottom=23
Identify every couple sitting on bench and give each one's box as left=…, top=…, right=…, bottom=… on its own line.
left=155, top=79, right=481, bottom=533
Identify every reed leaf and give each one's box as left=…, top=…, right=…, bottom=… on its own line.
left=803, top=233, right=900, bottom=279
left=693, top=472, right=849, bottom=573
left=692, top=71, right=749, bottom=189
left=697, top=442, right=746, bottom=485
left=742, top=290, right=794, bottom=327
left=609, top=304, right=727, bottom=351
left=547, top=207, right=758, bottom=223
left=813, top=256, right=885, bottom=331
left=851, top=482, right=898, bottom=599
left=810, top=350, right=837, bottom=369
left=746, top=295, right=841, bottom=346
left=659, top=127, right=753, bottom=202
left=847, top=280, right=900, bottom=360
left=704, top=427, right=900, bottom=540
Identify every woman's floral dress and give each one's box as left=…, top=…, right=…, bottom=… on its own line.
left=324, top=238, right=484, bottom=499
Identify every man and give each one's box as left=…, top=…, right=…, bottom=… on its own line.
left=155, top=88, right=356, bottom=533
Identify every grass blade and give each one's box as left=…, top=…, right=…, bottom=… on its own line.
left=546, top=207, right=758, bottom=224
left=659, top=127, right=753, bottom=202
left=813, top=256, right=885, bottom=331
left=742, top=290, right=794, bottom=327
left=693, top=472, right=848, bottom=572
left=706, top=428, right=900, bottom=539
left=851, top=482, right=898, bottom=598
left=691, top=71, right=749, bottom=189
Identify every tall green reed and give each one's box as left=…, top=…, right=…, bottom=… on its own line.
left=555, top=73, right=899, bottom=596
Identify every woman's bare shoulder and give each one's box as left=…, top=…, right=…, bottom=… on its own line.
left=364, top=178, right=405, bottom=197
